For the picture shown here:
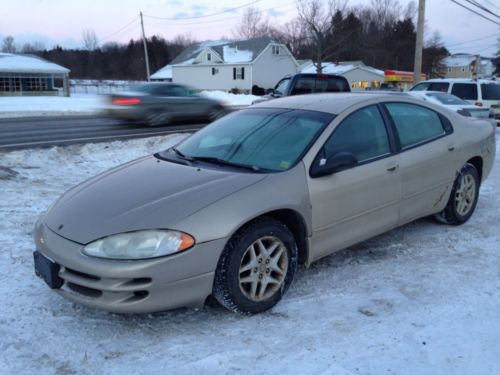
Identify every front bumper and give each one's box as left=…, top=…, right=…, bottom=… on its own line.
left=33, top=220, right=227, bottom=313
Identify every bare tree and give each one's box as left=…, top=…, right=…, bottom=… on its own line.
left=82, top=29, right=99, bottom=51
left=233, top=6, right=271, bottom=39
left=21, top=41, right=46, bottom=53
left=2, top=36, right=16, bottom=53
left=296, top=0, right=348, bottom=73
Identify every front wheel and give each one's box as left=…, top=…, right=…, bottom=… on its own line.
left=213, top=218, right=298, bottom=314
left=436, top=163, right=480, bottom=225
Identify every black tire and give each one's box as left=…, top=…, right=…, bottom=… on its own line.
left=213, top=217, right=298, bottom=314
left=146, top=111, right=171, bottom=127
left=208, top=106, right=226, bottom=122
left=436, top=163, right=480, bottom=225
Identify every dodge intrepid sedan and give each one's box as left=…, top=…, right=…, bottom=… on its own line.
left=34, top=93, right=496, bottom=314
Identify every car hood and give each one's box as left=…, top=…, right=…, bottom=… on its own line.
left=44, top=156, right=266, bottom=244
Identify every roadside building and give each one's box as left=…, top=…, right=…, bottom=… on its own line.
left=441, top=53, right=494, bottom=79
left=384, top=70, right=427, bottom=91
left=300, top=61, right=385, bottom=91
left=152, top=37, right=299, bottom=93
left=0, top=53, right=70, bottom=97
left=150, top=65, right=172, bottom=82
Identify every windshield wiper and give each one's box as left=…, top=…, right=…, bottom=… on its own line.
left=171, top=147, right=194, bottom=161
left=190, top=156, right=262, bottom=172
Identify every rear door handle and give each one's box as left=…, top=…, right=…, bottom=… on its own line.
left=387, top=165, right=399, bottom=172
left=447, top=144, right=455, bottom=151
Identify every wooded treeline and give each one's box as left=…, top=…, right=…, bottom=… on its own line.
left=3, top=0, right=489, bottom=80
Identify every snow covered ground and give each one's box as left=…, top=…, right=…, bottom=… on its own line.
left=0, top=131, right=499, bottom=374
left=0, top=91, right=257, bottom=119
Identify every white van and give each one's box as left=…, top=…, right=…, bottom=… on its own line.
left=410, top=79, right=500, bottom=125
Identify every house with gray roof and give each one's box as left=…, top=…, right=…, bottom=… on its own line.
left=0, top=53, right=70, bottom=96
left=151, top=37, right=299, bottom=92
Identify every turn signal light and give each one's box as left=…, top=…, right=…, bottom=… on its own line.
left=474, top=102, right=483, bottom=107
left=112, top=98, right=141, bottom=106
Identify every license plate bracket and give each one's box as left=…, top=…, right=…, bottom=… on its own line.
left=33, top=251, right=63, bottom=289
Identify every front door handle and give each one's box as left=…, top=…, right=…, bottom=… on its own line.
left=387, top=165, right=399, bottom=172
left=447, top=144, right=455, bottom=151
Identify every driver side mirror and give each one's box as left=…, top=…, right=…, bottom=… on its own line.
left=310, top=152, right=358, bottom=178
left=265, top=88, right=275, bottom=95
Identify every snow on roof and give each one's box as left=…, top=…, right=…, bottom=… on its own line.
left=222, top=45, right=253, bottom=63
left=443, top=55, right=476, bottom=67
left=301, top=62, right=384, bottom=77
left=150, top=64, right=172, bottom=80
left=170, top=37, right=275, bottom=66
left=0, top=53, right=70, bottom=74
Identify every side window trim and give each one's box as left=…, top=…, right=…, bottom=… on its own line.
left=381, top=101, right=451, bottom=153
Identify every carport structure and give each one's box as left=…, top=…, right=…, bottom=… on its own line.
left=0, top=53, right=70, bottom=97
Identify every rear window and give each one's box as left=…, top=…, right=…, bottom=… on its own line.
left=451, top=83, right=478, bottom=100
left=411, top=82, right=449, bottom=92
left=426, top=92, right=468, bottom=105
left=481, top=83, right=500, bottom=100
left=290, top=76, right=349, bottom=95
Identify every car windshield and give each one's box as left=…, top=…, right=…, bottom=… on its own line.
left=173, top=108, right=334, bottom=172
left=481, top=83, right=500, bottom=100
left=426, top=92, right=468, bottom=105
left=411, top=82, right=450, bottom=92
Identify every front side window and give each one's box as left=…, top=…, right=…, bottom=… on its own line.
left=290, top=76, right=349, bottom=95
left=175, top=108, right=334, bottom=171
left=451, top=83, right=478, bottom=100
left=385, top=103, right=445, bottom=149
left=274, top=78, right=290, bottom=96
left=323, top=105, right=390, bottom=163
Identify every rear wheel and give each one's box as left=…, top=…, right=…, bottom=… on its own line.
left=436, top=163, right=479, bottom=225
left=208, top=106, right=226, bottom=122
left=213, top=218, right=297, bottom=314
left=146, top=111, right=171, bottom=127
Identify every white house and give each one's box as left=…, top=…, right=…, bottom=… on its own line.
left=441, top=54, right=494, bottom=79
left=301, top=61, right=385, bottom=91
left=152, top=37, right=299, bottom=93
left=0, top=53, right=70, bottom=96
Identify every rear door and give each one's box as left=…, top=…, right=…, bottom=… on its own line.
left=383, top=102, right=456, bottom=224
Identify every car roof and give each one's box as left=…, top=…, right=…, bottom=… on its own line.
left=417, top=78, right=499, bottom=84
left=252, top=92, right=413, bottom=115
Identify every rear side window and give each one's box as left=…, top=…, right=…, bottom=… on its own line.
left=411, top=82, right=449, bottom=92
left=324, top=105, right=390, bottom=162
left=481, top=83, right=500, bottom=100
left=291, top=76, right=349, bottom=95
left=385, top=103, right=445, bottom=149
left=451, top=83, right=478, bottom=100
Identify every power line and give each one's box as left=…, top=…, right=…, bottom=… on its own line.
left=144, top=1, right=296, bottom=27
left=450, top=0, right=500, bottom=25
left=464, top=0, right=500, bottom=18
left=445, top=33, right=498, bottom=48
left=143, top=0, right=263, bottom=21
left=101, top=16, right=140, bottom=41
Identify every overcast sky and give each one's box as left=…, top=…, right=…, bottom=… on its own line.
left=1, top=0, right=498, bottom=58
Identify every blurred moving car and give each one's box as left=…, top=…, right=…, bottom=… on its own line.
left=34, top=93, right=495, bottom=315
left=252, top=73, right=350, bottom=104
left=410, top=78, right=500, bottom=125
left=407, top=91, right=491, bottom=119
left=108, top=83, right=226, bottom=126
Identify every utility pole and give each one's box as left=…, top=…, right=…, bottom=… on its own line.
left=413, top=0, right=426, bottom=86
left=140, top=11, right=151, bottom=81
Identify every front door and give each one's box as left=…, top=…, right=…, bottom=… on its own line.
left=307, top=105, right=401, bottom=262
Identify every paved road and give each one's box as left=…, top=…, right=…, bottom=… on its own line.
left=0, top=115, right=206, bottom=150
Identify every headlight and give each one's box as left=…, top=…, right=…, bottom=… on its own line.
left=82, top=230, right=195, bottom=259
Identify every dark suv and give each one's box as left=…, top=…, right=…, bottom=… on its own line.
left=253, top=73, right=351, bottom=104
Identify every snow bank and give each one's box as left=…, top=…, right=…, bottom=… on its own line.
left=0, top=91, right=255, bottom=119
left=0, top=94, right=108, bottom=118
left=0, top=130, right=499, bottom=374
